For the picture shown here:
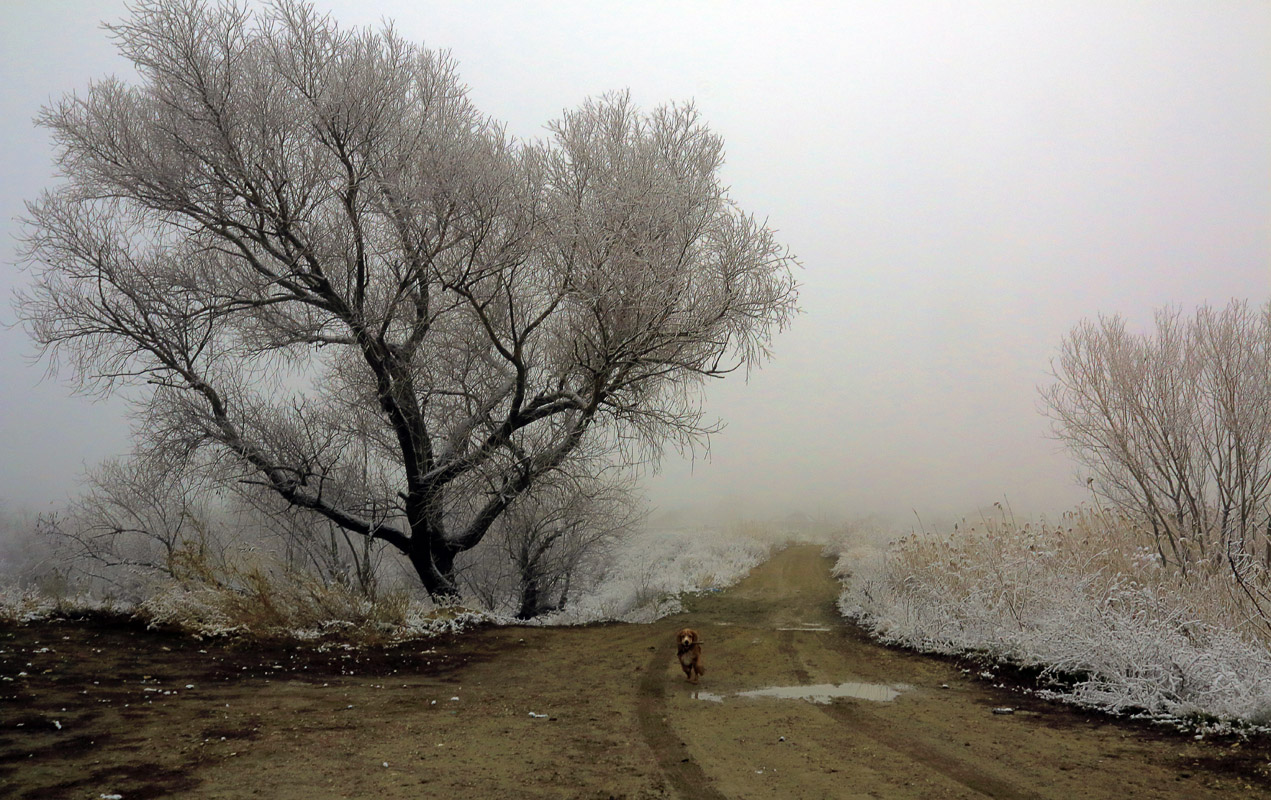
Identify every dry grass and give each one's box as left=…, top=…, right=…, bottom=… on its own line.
left=836, top=508, right=1271, bottom=727
left=134, top=545, right=482, bottom=642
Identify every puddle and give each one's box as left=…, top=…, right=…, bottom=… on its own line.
left=775, top=625, right=832, bottom=632
left=741, top=682, right=910, bottom=703
left=693, top=681, right=910, bottom=704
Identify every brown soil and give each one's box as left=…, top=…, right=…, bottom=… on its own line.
left=3, top=544, right=1270, bottom=799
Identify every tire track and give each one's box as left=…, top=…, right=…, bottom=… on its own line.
left=636, top=640, right=728, bottom=800
left=780, top=626, right=1041, bottom=799
left=777, top=628, right=812, bottom=683
left=816, top=700, right=1042, bottom=800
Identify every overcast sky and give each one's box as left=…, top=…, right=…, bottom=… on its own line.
left=1, top=1, right=1268, bottom=524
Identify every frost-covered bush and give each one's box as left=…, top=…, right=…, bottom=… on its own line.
left=535, top=522, right=782, bottom=624
left=0, top=586, right=62, bottom=624
left=833, top=509, right=1271, bottom=727
left=454, top=475, right=643, bottom=620
left=0, top=585, right=124, bottom=625
left=0, top=505, right=114, bottom=624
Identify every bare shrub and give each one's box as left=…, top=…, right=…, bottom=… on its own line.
left=1042, top=300, right=1271, bottom=626
left=457, top=471, right=643, bottom=619
left=229, top=485, right=398, bottom=601
left=38, top=456, right=224, bottom=596
left=0, top=506, right=64, bottom=593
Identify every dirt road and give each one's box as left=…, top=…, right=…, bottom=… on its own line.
left=3, top=545, right=1269, bottom=798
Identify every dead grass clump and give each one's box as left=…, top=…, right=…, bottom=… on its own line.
left=137, top=545, right=459, bottom=642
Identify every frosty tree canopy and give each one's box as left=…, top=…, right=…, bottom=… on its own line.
left=16, top=0, right=799, bottom=597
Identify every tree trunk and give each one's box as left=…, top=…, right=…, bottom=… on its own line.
left=1264, top=517, right=1271, bottom=572
left=407, top=535, right=460, bottom=601
left=516, top=577, right=540, bottom=621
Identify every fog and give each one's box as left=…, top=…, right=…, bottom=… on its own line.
left=1, top=1, right=1268, bottom=524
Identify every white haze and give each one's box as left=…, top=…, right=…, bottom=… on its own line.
left=1, top=1, right=1268, bottom=524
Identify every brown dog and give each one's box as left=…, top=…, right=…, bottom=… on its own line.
left=676, top=628, right=705, bottom=683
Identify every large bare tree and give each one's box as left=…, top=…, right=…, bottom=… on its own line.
left=16, top=0, right=798, bottom=599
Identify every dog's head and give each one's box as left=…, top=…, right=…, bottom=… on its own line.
left=676, top=628, right=699, bottom=649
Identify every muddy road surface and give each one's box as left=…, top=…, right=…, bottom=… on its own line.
left=3, top=545, right=1270, bottom=799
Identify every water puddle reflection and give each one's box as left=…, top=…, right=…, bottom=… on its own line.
left=742, top=682, right=909, bottom=703
left=693, top=681, right=909, bottom=704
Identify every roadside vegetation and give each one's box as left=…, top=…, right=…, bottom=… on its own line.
left=834, top=509, right=1271, bottom=730
left=0, top=498, right=788, bottom=640
left=835, top=300, right=1271, bottom=732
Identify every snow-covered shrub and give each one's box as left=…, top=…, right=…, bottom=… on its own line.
left=834, top=508, right=1271, bottom=727
left=0, top=586, right=61, bottom=624
left=535, top=521, right=783, bottom=624
left=0, top=585, right=123, bottom=624
left=0, top=506, right=114, bottom=623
